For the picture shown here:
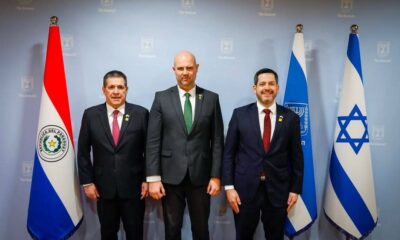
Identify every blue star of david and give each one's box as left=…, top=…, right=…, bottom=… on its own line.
left=336, top=104, right=369, bottom=154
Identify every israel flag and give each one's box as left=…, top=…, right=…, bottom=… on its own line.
left=283, top=26, right=317, bottom=237
left=27, top=19, right=83, bottom=239
left=323, top=26, right=378, bottom=239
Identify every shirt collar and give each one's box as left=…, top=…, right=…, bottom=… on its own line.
left=106, top=103, right=125, bottom=116
left=256, top=101, right=277, bottom=115
left=177, top=85, right=196, bottom=98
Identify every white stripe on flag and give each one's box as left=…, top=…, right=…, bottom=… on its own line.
left=36, top=87, right=82, bottom=224
left=287, top=196, right=312, bottom=230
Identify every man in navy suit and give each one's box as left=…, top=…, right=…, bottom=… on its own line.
left=78, top=70, right=149, bottom=240
left=222, top=68, right=303, bottom=240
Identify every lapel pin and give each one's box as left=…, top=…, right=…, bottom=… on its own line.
left=278, top=115, right=284, bottom=122
left=198, top=94, right=203, bottom=100
left=124, top=114, right=130, bottom=122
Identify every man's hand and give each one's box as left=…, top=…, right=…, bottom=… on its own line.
left=226, top=189, right=241, bottom=214
left=207, top=177, right=221, bottom=196
left=83, top=184, right=100, bottom=201
left=140, top=182, right=149, bottom=199
left=149, top=181, right=166, bottom=200
left=287, top=192, right=299, bottom=213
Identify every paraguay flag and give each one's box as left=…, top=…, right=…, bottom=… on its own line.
left=27, top=17, right=83, bottom=239
left=323, top=26, right=378, bottom=239
left=283, top=25, right=317, bottom=237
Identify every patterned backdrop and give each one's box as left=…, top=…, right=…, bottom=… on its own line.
left=0, top=0, right=399, bottom=239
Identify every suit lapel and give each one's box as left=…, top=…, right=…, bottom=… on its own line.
left=170, top=87, right=188, bottom=135
left=249, top=103, right=264, bottom=153
left=98, top=104, right=116, bottom=147
left=191, top=86, right=204, bottom=135
left=270, top=105, right=284, bottom=148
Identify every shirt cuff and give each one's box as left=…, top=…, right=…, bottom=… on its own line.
left=224, top=185, right=234, bottom=190
left=146, top=176, right=161, bottom=182
left=82, top=183, right=93, bottom=188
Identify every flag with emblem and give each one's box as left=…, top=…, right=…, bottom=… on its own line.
left=27, top=17, right=83, bottom=239
left=323, top=26, right=377, bottom=239
left=283, top=25, right=317, bottom=237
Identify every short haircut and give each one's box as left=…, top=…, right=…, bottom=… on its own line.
left=103, top=70, right=127, bottom=87
left=253, top=68, right=278, bottom=85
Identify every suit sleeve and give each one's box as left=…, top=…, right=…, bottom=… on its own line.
left=210, top=95, right=224, bottom=178
left=77, top=110, right=93, bottom=185
left=142, top=109, right=149, bottom=182
left=222, top=109, right=239, bottom=186
left=146, top=93, right=163, bottom=177
left=289, top=113, right=304, bottom=194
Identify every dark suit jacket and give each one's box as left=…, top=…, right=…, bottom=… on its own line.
left=78, top=102, right=149, bottom=199
left=146, top=86, right=224, bottom=186
left=222, top=103, right=303, bottom=207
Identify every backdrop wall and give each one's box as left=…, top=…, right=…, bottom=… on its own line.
left=0, top=0, right=398, bottom=239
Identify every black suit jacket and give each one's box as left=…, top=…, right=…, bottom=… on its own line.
left=78, top=102, right=149, bottom=199
left=222, top=103, right=303, bottom=207
left=146, top=86, right=224, bottom=186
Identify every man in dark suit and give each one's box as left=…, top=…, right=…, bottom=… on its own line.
left=78, top=70, right=149, bottom=240
left=222, top=68, right=304, bottom=240
left=146, top=50, right=224, bottom=240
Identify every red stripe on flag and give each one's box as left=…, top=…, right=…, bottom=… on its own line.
left=43, top=26, right=74, bottom=147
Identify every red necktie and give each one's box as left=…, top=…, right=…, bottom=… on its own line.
left=263, top=109, right=271, bottom=152
left=112, top=110, right=120, bottom=145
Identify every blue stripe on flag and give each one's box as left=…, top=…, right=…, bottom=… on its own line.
left=347, top=34, right=363, bottom=81
left=27, top=151, right=75, bottom=239
left=329, top=148, right=376, bottom=236
left=284, top=51, right=317, bottom=236
left=284, top=220, right=297, bottom=236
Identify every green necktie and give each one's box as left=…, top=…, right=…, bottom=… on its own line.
left=183, top=92, right=192, bottom=133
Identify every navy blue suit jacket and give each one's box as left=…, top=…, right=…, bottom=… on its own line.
left=222, top=103, right=303, bottom=207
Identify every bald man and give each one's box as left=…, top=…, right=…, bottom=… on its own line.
left=146, top=51, right=224, bottom=240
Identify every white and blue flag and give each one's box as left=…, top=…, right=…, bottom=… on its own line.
left=27, top=20, right=83, bottom=239
left=283, top=28, right=317, bottom=237
left=323, top=29, right=378, bottom=239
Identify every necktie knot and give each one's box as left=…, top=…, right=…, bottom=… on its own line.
left=263, top=109, right=271, bottom=115
left=113, top=110, right=119, bottom=117
left=185, top=92, right=191, bottom=99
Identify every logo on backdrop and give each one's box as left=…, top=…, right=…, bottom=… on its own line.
left=286, top=103, right=309, bottom=138
left=179, top=0, right=196, bottom=15
left=19, top=76, right=37, bottom=98
left=374, top=41, right=391, bottom=63
left=305, top=40, right=314, bottom=61
left=139, top=36, right=157, bottom=58
left=62, top=34, right=77, bottom=57
left=259, top=0, right=276, bottom=17
left=338, top=0, right=355, bottom=18
left=99, top=0, right=116, bottom=13
left=218, top=38, right=235, bottom=60
left=20, top=161, right=33, bottom=182
left=370, top=125, right=385, bottom=146
left=16, top=0, right=34, bottom=11
left=37, top=125, right=69, bottom=162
